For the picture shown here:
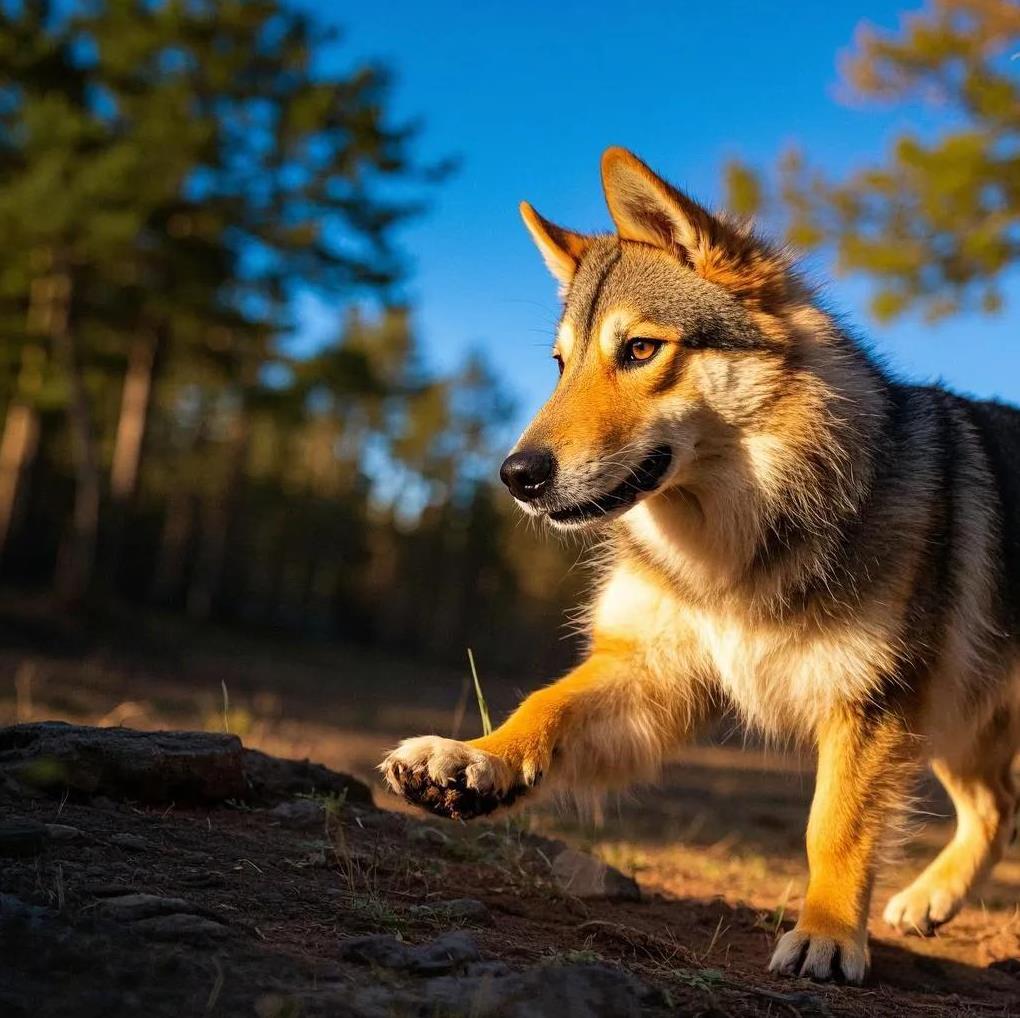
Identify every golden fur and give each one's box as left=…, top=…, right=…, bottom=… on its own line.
left=382, top=148, right=1020, bottom=985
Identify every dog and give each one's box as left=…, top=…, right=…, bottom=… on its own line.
left=382, top=148, right=1020, bottom=984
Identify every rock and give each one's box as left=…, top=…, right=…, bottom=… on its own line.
left=268, top=799, right=325, bottom=825
left=522, top=832, right=570, bottom=860
left=243, top=748, right=372, bottom=805
left=130, top=914, right=229, bottom=941
left=0, top=722, right=246, bottom=803
left=0, top=722, right=374, bottom=808
left=408, top=825, right=450, bottom=846
left=409, top=898, right=492, bottom=926
left=550, top=849, right=641, bottom=901
left=44, top=823, right=82, bottom=842
left=94, top=893, right=197, bottom=921
left=339, top=930, right=480, bottom=975
left=109, top=833, right=149, bottom=851
left=0, top=820, right=49, bottom=857
left=350, top=962, right=648, bottom=1018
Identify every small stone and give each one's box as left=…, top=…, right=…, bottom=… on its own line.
left=44, top=823, right=82, bottom=841
left=0, top=820, right=48, bottom=857
left=109, top=833, right=149, bottom=851
left=95, top=893, right=196, bottom=921
left=338, top=933, right=410, bottom=969
left=550, top=849, right=641, bottom=901
left=131, top=913, right=228, bottom=940
left=339, top=930, right=480, bottom=975
left=409, top=898, right=491, bottom=926
left=408, top=825, right=450, bottom=846
left=268, top=799, right=324, bottom=825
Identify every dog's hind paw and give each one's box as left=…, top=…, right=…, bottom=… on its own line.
left=380, top=736, right=536, bottom=820
left=883, top=879, right=965, bottom=936
left=769, top=924, right=869, bottom=985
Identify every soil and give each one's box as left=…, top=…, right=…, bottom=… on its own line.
left=0, top=604, right=1017, bottom=1016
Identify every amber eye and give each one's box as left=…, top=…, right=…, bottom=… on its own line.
left=553, top=353, right=564, bottom=376
left=623, top=338, right=663, bottom=365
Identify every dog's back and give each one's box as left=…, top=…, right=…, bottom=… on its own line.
left=965, top=397, right=1020, bottom=643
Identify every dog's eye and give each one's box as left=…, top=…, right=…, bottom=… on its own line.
left=553, top=353, right=564, bottom=376
left=624, top=338, right=663, bottom=365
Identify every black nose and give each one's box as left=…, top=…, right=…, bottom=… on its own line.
left=500, top=449, right=556, bottom=501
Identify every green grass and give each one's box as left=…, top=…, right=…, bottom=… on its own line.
left=467, top=647, right=492, bottom=736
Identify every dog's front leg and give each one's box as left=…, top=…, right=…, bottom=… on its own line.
left=381, top=636, right=702, bottom=820
left=769, top=708, right=919, bottom=984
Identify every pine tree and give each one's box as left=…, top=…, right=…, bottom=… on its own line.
left=725, top=0, right=1020, bottom=322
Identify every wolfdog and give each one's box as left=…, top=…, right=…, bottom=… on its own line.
left=383, top=148, right=1020, bottom=983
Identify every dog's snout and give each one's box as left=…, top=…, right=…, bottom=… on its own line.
left=500, top=449, right=556, bottom=501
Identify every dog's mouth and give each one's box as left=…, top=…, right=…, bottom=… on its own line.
left=546, top=445, right=673, bottom=526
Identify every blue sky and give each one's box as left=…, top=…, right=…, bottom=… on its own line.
left=298, top=1, right=1018, bottom=433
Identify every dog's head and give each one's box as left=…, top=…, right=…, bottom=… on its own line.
left=503, top=147, right=836, bottom=535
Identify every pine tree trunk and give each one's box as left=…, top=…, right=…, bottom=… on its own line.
left=0, top=270, right=62, bottom=562
left=0, top=343, right=45, bottom=561
left=110, top=330, right=158, bottom=507
left=49, top=262, right=101, bottom=605
left=105, top=329, right=160, bottom=587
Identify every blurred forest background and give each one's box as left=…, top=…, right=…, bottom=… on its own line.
left=0, top=0, right=1016, bottom=683
left=0, top=0, right=581, bottom=679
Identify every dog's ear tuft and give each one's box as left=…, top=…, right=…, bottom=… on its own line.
left=520, top=202, right=590, bottom=289
left=600, top=147, right=794, bottom=311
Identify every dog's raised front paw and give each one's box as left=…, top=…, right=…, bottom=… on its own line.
left=768, top=923, right=869, bottom=985
left=380, top=735, right=537, bottom=820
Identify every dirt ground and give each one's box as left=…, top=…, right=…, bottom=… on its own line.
left=1, top=604, right=1018, bottom=1016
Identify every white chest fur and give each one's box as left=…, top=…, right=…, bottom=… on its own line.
left=684, top=607, right=893, bottom=735
left=594, top=562, right=896, bottom=738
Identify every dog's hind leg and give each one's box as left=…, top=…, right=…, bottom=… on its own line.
left=883, top=704, right=1018, bottom=936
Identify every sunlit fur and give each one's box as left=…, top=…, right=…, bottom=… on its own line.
left=382, top=148, right=1020, bottom=985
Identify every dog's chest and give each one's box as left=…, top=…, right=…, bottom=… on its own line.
left=595, top=562, right=893, bottom=736
left=686, top=609, right=887, bottom=735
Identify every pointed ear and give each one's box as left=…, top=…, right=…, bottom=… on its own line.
left=520, top=201, right=590, bottom=288
left=600, top=147, right=794, bottom=310
left=600, top=146, right=719, bottom=259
